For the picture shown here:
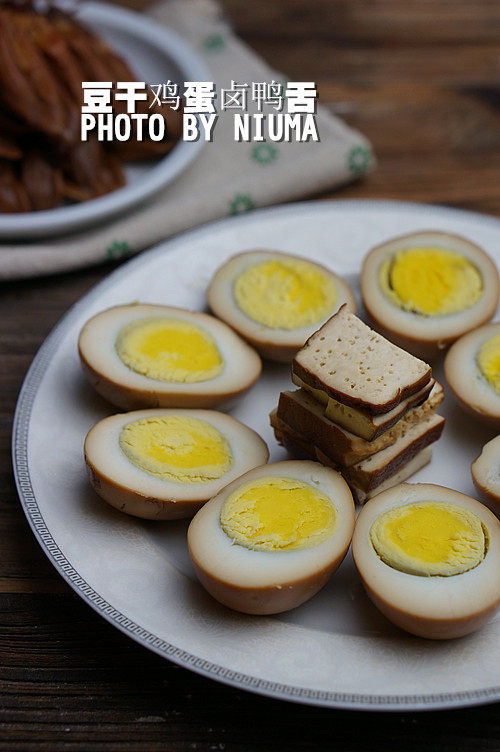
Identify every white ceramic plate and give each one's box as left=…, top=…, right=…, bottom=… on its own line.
left=13, top=200, right=500, bottom=711
left=0, top=1, right=207, bottom=240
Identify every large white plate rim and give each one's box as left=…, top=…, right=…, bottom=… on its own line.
left=13, top=199, right=500, bottom=711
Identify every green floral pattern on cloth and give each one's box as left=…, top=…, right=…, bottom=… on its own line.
left=251, top=144, right=279, bottom=165
left=106, top=240, right=132, bottom=260
left=229, top=194, right=255, bottom=215
left=348, top=145, right=372, bottom=175
left=202, top=33, right=226, bottom=53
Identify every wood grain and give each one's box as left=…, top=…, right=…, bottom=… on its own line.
left=1, top=0, right=500, bottom=747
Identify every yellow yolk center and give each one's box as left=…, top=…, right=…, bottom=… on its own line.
left=379, top=247, right=482, bottom=316
left=119, top=415, right=233, bottom=483
left=370, top=501, right=486, bottom=576
left=233, top=259, right=338, bottom=330
left=115, top=317, right=224, bottom=383
left=477, top=333, right=500, bottom=395
left=220, top=476, right=337, bottom=551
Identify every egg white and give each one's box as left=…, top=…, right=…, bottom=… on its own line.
left=207, top=250, right=356, bottom=362
left=78, top=304, right=262, bottom=410
left=84, top=408, right=269, bottom=519
left=352, top=482, right=500, bottom=636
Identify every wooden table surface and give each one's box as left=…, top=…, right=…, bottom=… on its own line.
left=2, top=0, right=500, bottom=748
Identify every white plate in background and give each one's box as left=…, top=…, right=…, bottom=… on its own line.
left=0, top=1, right=207, bottom=240
left=13, top=200, right=500, bottom=710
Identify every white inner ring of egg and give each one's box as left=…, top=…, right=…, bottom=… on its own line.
left=369, top=501, right=487, bottom=577
left=233, top=259, right=338, bottom=330
left=476, top=332, right=500, bottom=396
left=379, top=247, right=483, bottom=317
left=220, top=476, right=338, bottom=552
left=115, top=317, right=224, bottom=383
left=119, top=415, right=233, bottom=484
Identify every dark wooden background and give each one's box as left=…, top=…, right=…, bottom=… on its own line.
left=1, top=0, right=500, bottom=748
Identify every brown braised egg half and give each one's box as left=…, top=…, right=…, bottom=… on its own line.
left=84, top=409, right=269, bottom=520
left=444, top=322, right=500, bottom=427
left=188, top=460, right=355, bottom=614
left=361, top=231, right=499, bottom=360
left=352, top=483, right=500, bottom=639
left=78, top=304, right=262, bottom=410
left=471, top=436, right=500, bottom=517
left=207, top=250, right=356, bottom=362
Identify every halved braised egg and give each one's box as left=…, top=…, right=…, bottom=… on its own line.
left=361, top=231, right=499, bottom=360
left=352, top=482, right=500, bottom=639
left=444, top=322, right=500, bottom=426
left=78, top=304, right=262, bottom=410
left=188, top=460, right=355, bottom=614
left=207, top=250, right=356, bottom=362
left=472, top=436, right=500, bottom=517
left=84, top=408, right=269, bottom=519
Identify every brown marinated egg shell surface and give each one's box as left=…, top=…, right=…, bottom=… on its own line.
left=187, top=461, right=355, bottom=615
left=84, top=408, right=269, bottom=520
left=352, top=483, right=500, bottom=639
left=361, top=231, right=499, bottom=361
left=78, top=304, right=262, bottom=410
left=472, top=436, right=500, bottom=517
left=445, top=323, right=500, bottom=428
left=207, top=250, right=356, bottom=362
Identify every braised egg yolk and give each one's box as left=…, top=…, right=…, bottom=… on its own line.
left=220, top=476, right=338, bottom=551
left=233, top=259, right=338, bottom=330
left=477, top=332, right=500, bottom=395
left=370, top=501, right=486, bottom=577
left=119, top=415, right=233, bottom=483
left=379, top=248, right=482, bottom=316
left=115, top=317, right=224, bottom=383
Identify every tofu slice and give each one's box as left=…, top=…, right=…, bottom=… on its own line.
left=339, top=414, right=444, bottom=492
left=272, top=422, right=433, bottom=504
left=277, top=382, right=443, bottom=466
left=292, top=374, right=434, bottom=440
left=271, top=412, right=444, bottom=496
left=293, top=305, right=431, bottom=415
left=350, top=448, right=433, bottom=505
